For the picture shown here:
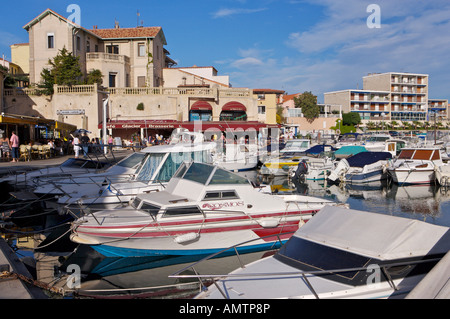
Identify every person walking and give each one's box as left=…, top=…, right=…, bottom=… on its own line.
left=9, top=131, right=19, bottom=163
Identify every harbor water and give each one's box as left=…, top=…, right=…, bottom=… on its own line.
left=1, top=168, right=450, bottom=299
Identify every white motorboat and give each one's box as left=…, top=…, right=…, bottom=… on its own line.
left=334, top=133, right=364, bottom=149
left=387, top=148, right=445, bottom=185
left=328, top=151, right=393, bottom=184
left=190, top=205, right=450, bottom=299
left=435, top=164, right=450, bottom=187
left=70, top=161, right=339, bottom=257
left=0, top=157, right=112, bottom=189
left=362, top=134, right=392, bottom=152
left=57, top=140, right=217, bottom=214
left=32, top=151, right=147, bottom=196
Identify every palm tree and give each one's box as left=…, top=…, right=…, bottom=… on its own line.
left=391, top=120, right=398, bottom=130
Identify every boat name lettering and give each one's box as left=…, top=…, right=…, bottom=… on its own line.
left=202, top=201, right=245, bottom=211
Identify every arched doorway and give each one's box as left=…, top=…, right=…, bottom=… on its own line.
left=220, top=102, right=247, bottom=121
left=189, top=101, right=213, bottom=121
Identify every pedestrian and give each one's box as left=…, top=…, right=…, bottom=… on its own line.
left=108, top=135, right=114, bottom=153
left=81, top=132, right=90, bottom=158
left=9, top=131, right=19, bottom=163
left=72, top=134, right=81, bottom=159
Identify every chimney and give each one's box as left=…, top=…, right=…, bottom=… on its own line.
left=115, top=19, right=120, bottom=29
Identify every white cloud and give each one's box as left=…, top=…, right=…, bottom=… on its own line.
left=212, top=7, right=267, bottom=19
left=224, top=0, right=450, bottom=99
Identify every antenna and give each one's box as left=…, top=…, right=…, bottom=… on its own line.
left=137, top=10, right=140, bottom=27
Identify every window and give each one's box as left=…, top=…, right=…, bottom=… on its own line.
left=203, top=191, right=239, bottom=201
left=106, top=45, right=119, bottom=54
left=47, top=34, right=54, bottom=49
left=86, top=41, right=90, bottom=53
left=138, top=43, right=146, bottom=57
left=163, top=206, right=202, bottom=218
left=139, top=203, right=160, bottom=217
left=258, top=105, right=266, bottom=114
left=109, top=72, right=117, bottom=88
left=95, top=44, right=99, bottom=52
left=76, top=36, right=81, bottom=51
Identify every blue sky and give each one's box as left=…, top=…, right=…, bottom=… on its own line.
left=1, top=0, right=449, bottom=102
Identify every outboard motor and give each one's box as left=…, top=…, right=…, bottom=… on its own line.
left=293, top=160, right=308, bottom=181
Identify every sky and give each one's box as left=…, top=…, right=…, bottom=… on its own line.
left=1, top=0, right=449, bottom=102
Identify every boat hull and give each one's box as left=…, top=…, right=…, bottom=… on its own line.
left=388, top=168, right=435, bottom=185
left=71, top=211, right=313, bottom=257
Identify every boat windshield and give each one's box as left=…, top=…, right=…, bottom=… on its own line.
left=179, top=162, right=250, bottom=185
left=284, top=140, right=309, bottom=150
left=154, top=151, right=212, bottom=182
left=274, top=235, right=432, bottom=286
left=208, top=168, right=250, bottom=185
left=275, top=236, right=377, bottom=286
left=61, top=158, right=106, bottom=169
left=366, top=136, right=390, bottom=142
left=136, top=153, right=166, bottom=181
left=116, top=152, right=146, bottom=168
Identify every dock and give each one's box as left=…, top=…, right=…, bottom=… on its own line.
left=0, top=236, right=48, bottom=299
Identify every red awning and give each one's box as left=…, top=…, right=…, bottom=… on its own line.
left=99, top=120, right=279, bottom=131
left=191, top=101, right=212, bottom=111
left=222, top=102, right=247, bottom=112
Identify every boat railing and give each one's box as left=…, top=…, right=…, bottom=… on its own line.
left=169, top=234, right=442, bottom=299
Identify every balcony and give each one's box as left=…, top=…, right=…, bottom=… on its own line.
left=86, top=52, right=131, bottom=64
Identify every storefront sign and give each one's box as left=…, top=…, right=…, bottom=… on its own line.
left=57, top=109, right=85, bottom=115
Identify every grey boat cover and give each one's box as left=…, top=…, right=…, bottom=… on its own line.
left=296, top=206, right=450, bottom=261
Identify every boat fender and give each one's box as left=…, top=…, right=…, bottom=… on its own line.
left=299, top=219, right=306, bottom=227
left=258, top=218, right=279, bottom=228
left=174, top=232, right=200, bottom=244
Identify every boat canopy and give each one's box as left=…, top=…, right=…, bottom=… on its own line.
left=334, top=145, right=367, bottom=157
left=346, top=151, right=392, bottom=167
left=305, top=144, right=337, bottom=155
left=289, top=206, right=450, bottom=260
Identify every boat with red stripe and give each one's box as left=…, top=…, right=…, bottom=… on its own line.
left=70, top=162, right=342, bottom=257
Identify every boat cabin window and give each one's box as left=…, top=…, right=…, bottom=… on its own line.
left=163, top=206, right=202, bottom=218
left=208, top=168, right=250, bottom=185
left=139, top=203, right=160, bottom=216
left=131, top=197, right=141, bottom=209
left=203, top=190, right=239, bottom=200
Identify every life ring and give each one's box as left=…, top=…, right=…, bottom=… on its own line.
left=336, top=129, right=341, bottom=135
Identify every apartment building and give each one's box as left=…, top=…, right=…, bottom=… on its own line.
left=324, top=89, right=391, bottom=121
left=324, top=72, right=447, bottom=123
left=364, top=72, right=429, bottom=122
left=428, top=99, right=449, bottom=122
left=23, top=9, right=172, bottom=88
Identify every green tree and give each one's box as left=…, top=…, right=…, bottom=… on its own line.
left=294, top=91, right=319, bottom=123
left=86, top=69, right=103, bottom=85
left=342, top=112, right=361, bottom=126
left=38, top=47, right=83, bottom=95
